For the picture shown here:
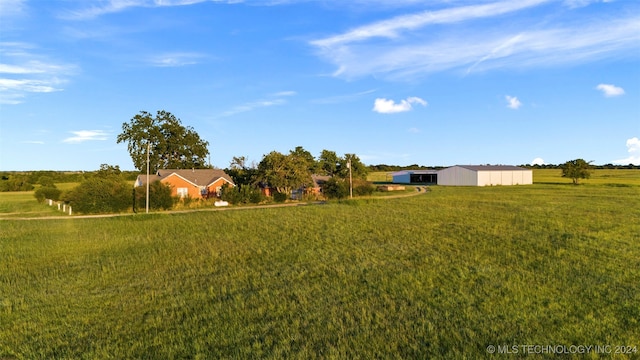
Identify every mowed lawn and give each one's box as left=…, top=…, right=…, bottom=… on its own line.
left=1, top=171, right=639, bottom=358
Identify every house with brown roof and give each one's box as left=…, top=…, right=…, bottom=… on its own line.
left=135, top=169, right=235, bottom=199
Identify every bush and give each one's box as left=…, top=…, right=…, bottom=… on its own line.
left=34, top=186, right=62, bottom=203
left=65, top=176, right=132, bottom=214
left=354, top=180, right=375, bottom=196
left=273, top=191, right=288, bottom=203
left=0, top=175, right=34, bottom=192
left=134, top=181, right=174, bottom=211
left=221, top=185, right=265, bottom=205
left=322, top=178, right=349, bottom=199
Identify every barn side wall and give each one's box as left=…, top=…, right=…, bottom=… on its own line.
left=437, top=166, right=477, bottom=186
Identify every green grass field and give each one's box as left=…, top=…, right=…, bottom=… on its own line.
left=1, top=170, right=639, bottom=358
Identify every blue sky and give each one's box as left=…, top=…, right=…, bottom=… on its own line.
left=1, top=0, right=638, bottom=171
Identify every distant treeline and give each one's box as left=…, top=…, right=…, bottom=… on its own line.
left=521, top=163, right=640, bottom=170
left=0, top=170, right=139, bottom=192
left=367, top=163, right=640, bottom=171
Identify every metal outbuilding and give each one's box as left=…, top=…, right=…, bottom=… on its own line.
left=437, top=165, right=532, bottom=186
left=392, top=170, right=438, bottom=184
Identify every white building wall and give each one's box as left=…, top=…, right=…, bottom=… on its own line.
left=437, top=166, right=477, bottom=186
left=438, top=167, right=533, bottom=186
left=479, top=170, right=532, bottom=186
left=512, top=171, right=522, bottom=185
left=501, top=171, right=513, bottom=185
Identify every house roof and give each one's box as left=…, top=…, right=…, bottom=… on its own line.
left=454, top=165, right=529, bottom=171
left=311, top=174, right=331, bottom=187
left=136, top=169, right=234, bottom=187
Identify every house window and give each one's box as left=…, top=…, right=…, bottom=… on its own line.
left=177, top=187, right=189, bottom=198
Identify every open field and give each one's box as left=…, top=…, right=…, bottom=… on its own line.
left=1, top=170, right=639, bottom=358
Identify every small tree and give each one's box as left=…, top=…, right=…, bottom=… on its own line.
left=64, top=177, right=131, bottom=214
left=561, top=159, right=593, bottom=185
left=34, top=186, right=62, bottom=202
left=135, top=181, right=174, bottom=211
left=322, top=177, right=349, bottom=199
left=62, top=164, right=134, bottom=214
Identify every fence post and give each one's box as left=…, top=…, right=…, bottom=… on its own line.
left=58, top=203, right=61, bottom=210
left=69, top=206, right=72, bottom=215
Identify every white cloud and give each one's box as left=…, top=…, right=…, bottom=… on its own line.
left=63, top=130, right=110, bottom=143
left=373, top=96, right=426, bottom=114
left=61, top=0, right=242, bottom=20
left=596, top=83, right=625, bottom=97
left=0, top=79, right=60, bottom=93
left=312, top=0, right=551, bottom=49
left=408, top=127, right=421, bottom=133
left=613, top=137, right=640, bottom=165
left=219, top=94, right=291, bottom=117
left=0, top=42, right=76, bottom=104
left=271, top=90, right=297, bottom=97
left=21, top=140, right=45, bottom=145
left=0, top=0, right=27, bottom=17
left=564, top=0, right=614, bottom=8
left=312, top=89, right=376, bottom=104
left=505, top=95, right=522, bottom=109
left=531, top=157, right=545, bottom=165
left=147, top=52, right=206, bottom=67
left=310, top=1, right=640, bottom=80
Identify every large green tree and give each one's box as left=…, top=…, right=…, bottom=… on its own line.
left=226, top=155, right=259, bottom=187
left=117, top=110, right=210, bottom=173
left=337, top=153, right=368, bottom=180
left=257, top=150, right=313, bottom=195
left=318, top=149, right=339, bottom=176
left=561, top=158, right=593, bottom=185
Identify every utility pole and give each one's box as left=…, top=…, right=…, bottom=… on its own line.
left=146, top=141, right=150, bottom=213
left=348, top=157, right=353, bottom=199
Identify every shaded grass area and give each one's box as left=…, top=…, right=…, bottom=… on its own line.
left=1, top=182, right=639, bottom=358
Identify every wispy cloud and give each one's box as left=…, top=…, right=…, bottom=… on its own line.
left=0, top=0, right=27, bottom=18
left=311, top=89, right=376, bottom=104
left=373, top=96, right=427, bottom=114
left=61, top=0, right=243, bottom=20
left=0, top=42, right=77, bottom=104
left=63, top=130, right=110, bottom=143
left=613, top=137, right=640, bottom=165
left=505, top=95, right=522, bottom=109
left=312, top=0, right=551, bottom=49
left=147, top=52, right=207, bottom=67
left=310, top=1, right=640, bottom=80
left=21, top=140, right=45, bottom=145
left=270, top=90, right=297, bottom=97
left=218, top=91, right=295, bottom=117
left=596, top=83, right=625, bottom=97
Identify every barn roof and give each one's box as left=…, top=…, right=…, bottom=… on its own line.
left=392, top=169, right=439, bottom=176
left=455, top=165, right=529, bottom=171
